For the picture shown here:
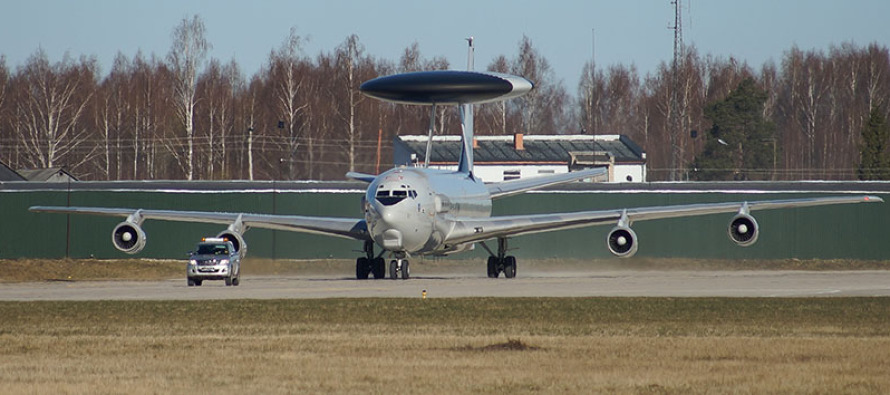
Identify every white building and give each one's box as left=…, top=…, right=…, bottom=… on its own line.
left=394, top=134, right=647, bottom=183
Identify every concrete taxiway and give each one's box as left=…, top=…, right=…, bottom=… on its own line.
left=1, top=270, right=889, bottom=301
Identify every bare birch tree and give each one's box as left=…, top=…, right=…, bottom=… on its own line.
left=477, top=55, right=512, bottom=135
left=269, top=27, right=309, bottom=180
left=95, top=53, right=132, bottom=180
left=167, top=15, right=210, bottom=180
left=11, top=49, right=98, bottom=171
left=335, top=34, right=364, bottom=172
left=511, top=35, right=569, bottom=134
left=196, top=58, right=239, bottom=179
left=0, top=56, right=11, bottom=164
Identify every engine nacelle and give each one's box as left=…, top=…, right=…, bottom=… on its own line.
left=216, top=230, right=247, bottom=258
left=607, top=225, right=638, bottom=258
left=112, top=222, right=147, bottom=254
left=728, top=213, right=759, bottom=247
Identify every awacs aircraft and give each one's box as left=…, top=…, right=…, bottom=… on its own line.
left=30, top=45, right=882, bottom=279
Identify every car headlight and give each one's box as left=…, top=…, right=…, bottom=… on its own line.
left=189, top=259, right=197, bottom=265
left=219, top=259, right=230, bottom=265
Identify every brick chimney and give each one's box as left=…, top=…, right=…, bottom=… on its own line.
left=513, top=133, right=524, bottom=150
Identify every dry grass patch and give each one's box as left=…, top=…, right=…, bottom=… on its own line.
left=0, top=258, right=182, bottom=282
left=1, top=298, right=889, bottom=393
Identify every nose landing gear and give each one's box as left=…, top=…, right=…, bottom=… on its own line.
left=389, top=258, right=410, bottom=280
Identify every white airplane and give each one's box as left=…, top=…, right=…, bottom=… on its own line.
left=30, top=42, right=882, bottom=280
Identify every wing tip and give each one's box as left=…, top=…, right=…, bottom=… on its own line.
left=346, top=172, right=377, bottom=183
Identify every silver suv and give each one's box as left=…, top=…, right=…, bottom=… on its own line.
left=187, top=237, right=241, bottom=286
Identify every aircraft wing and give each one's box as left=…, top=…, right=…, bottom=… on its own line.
left=346, top=172, right=377, bottom=183
left=443, top=195, right=882, bottom=245
left=28, top=206, right=370, bottom=241
left=486, top=167, right=608, bottom=199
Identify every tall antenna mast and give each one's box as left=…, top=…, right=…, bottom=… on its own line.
left=591, top=28, right=595, bottom=68
left=669, top=0, right=685, bottom=181
left=466, top=36, right=474, bottom=71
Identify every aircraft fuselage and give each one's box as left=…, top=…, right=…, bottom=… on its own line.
left=364, top=167, right=490, bottom=256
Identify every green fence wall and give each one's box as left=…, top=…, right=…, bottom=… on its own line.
left=2, top=182, right=887, bottom=260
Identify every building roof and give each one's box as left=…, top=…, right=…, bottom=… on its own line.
left=17, top=168, right=78, bottom=182
left=396, top=134, right=646, bottom=165
left=0, top=160, right=25, bottom=181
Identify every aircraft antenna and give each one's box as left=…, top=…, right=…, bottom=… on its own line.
left=466, top=37, right=474, bottom=71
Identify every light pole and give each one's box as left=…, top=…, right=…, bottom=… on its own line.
left=247, top=126, right=254, bottom=181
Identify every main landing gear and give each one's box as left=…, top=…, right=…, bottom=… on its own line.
left=356, top=241, right=410, bottom=280
left=356, top=241, right=386, bottom=279
left=482, top=238, right=517, bottom=279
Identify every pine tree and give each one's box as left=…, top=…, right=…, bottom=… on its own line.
left=691, top=78, right=778, bottom=181
left=858, top=106, right=890, bottom=180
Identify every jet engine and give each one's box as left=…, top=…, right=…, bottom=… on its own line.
left=216, top=230, right=247, bottom=257
left=112, top=221, right=147, bottom=254
left=728, top=213, right=759, bottom=247
left=607, top=225, right=638, bottom=258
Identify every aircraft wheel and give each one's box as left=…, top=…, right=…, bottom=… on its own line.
left=503, top=256, right=517, bottom=279
left=401, top=260, right=410, bottom=280
left=487, top=257, right=499, bottom=278
left=389, top=260, right=398, bottom=280
left=356, top=257, right=371, bottom=279
left=372, top=258, right=386, bottom=279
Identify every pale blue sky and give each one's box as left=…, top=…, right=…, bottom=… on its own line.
left=2, top=0, right=888, bottom=92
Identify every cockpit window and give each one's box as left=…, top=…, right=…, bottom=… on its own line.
left=376, top=184, right=416, bottom=206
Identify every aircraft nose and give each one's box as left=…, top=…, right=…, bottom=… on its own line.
left=369, top=203, right=411, bottom=251
left=381, top=208, right=400, bottom=225
left=382, top=229, right=403, bottom=250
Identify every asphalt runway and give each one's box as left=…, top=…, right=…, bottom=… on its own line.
left=2, top=270, right=890, bottom=301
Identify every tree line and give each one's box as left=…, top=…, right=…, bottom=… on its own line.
left=0, top=15, right=888, bottom=181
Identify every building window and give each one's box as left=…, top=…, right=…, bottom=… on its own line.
left=503, top=170, right=521, bottom=181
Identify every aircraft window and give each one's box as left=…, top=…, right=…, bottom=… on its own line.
left=376, top=186, right=413, bottom=206
left=377, top=195, right=406, bottom=206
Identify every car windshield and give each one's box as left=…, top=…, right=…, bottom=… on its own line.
left=197, top=244, right=228, bottom=255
